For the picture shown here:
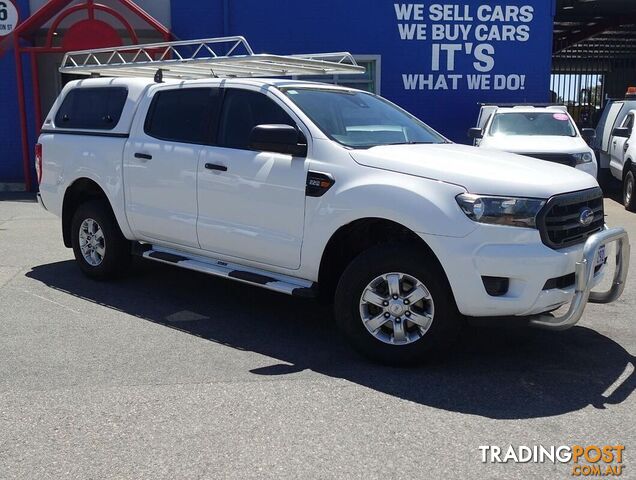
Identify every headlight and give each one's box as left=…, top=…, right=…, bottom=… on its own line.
left=573, top=152, right=594, bottom=164
left=456, top=194, right=545, bottom=228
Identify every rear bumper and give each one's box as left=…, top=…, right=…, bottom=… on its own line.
left=36, top=192, right=47, bottom=211
left=420, top=225, right=630, bottom=323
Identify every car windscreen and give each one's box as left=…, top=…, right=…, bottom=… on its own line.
left=280, top=87, right=446, bottom=148
left=489, top=112, right=577, bottom=137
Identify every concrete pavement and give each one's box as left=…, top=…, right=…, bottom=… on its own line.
left=0, top=194, right=634, bottom=479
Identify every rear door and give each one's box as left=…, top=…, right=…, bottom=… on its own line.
left=196, top=87, right=308, bottom=269
left=124, top=87, right=220, bottom=248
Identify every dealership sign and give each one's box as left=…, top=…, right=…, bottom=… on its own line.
left=395, top=3, right=535, bottom=92
left=0, top=1, right=18, bottom=36
left=385, top=1, right=553, bottom=141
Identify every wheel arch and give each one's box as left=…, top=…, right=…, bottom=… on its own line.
left=62, top=178, right=119, bottom=248
left=317, top=217, right=450, bottom=301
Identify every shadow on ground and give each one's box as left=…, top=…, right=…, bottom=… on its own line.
left=27, top=259, right=635, bottom=420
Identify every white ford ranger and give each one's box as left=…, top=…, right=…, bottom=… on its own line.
left=36, top=39, right=630, bottom=364
left=469, top=105, right=598, bottom=178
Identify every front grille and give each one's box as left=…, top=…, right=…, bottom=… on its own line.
left=537, top=187, right=604, bottom=249
left=521, top=153, right=577, bottom=167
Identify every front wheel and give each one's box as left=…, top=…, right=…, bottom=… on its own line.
left=625, top=169, right=636, bottom=212
left=71, top=200, right=131, bottom=279
left=334, top=244, right=462, bottom=365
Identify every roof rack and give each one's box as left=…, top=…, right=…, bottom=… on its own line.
left=59, top=36, right=365, bottom=80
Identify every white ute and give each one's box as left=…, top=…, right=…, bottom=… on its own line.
left=36, top=38, right=630, bottom=364
left=608, top=110, right=636, bottom=211
left=469, top=105, right=598, bottom=178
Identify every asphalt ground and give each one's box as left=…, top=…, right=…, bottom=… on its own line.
left=0, top=192, right=634, bottom=479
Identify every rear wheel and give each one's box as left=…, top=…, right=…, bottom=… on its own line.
left=71, top=200, right=131, bottom=279
left=624, top=169, right=636, bottom=212
left=334, top=244, right=462, bottom=365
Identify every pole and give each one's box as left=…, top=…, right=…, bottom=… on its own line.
left=13, top=37, right=32, bottom=192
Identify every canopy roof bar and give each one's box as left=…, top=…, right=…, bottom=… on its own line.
left=59, top=36, right=365, bottom=79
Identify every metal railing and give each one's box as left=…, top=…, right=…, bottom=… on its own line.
left=529, top=227, right=630, bottom=330
left=59, top=36, right=365, bottom=80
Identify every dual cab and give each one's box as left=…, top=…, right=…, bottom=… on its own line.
left=37, top=77, right=630, bottom=364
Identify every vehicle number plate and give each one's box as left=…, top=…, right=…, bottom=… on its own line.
left=596, top=245, right=606, bottom=267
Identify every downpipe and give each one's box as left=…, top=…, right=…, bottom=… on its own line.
left=529, top=227, right=630, bottom=331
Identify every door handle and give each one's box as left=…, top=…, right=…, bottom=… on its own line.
left=134, top=153, right=152, bottom=160
left=205, top=163, right=228, bottom=172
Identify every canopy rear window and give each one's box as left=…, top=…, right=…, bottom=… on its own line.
left=55, top=87, right=128, bottom=130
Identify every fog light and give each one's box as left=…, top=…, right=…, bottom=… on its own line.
left=482, top=276, right=510, bottom=297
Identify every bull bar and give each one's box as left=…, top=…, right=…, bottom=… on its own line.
left=529, top=227, right=630, bottom=331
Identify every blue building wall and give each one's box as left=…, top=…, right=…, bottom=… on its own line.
left=0, top=0, right=32, bottom=186
left=172, top=0, right=556, bottom=142
left=1, top=0, right=556, bottom=186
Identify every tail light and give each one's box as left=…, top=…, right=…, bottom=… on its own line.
left=626, top=87, right=636, bottom=98
left=35, top=143, right=43, bottom=185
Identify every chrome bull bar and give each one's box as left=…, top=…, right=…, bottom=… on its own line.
left=529, top=227, right=630, bottom=331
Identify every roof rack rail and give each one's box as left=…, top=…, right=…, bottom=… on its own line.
left=59, top=36, right=365, bottom=80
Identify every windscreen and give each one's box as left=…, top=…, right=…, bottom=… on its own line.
left=489, top=112, right=577, bottom=137
left=281, top=87, right=446, bottom=148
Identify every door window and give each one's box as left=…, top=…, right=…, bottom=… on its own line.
left=144, top=88, right=221, bottom=144
left=218, top=89, right=295, bottom=150
left=621, top=114, right=634, bottom=134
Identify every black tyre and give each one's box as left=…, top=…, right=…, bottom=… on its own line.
left=71, top=200, right=131, bottom=279
left=334, top=244, right=462, bottom=365
left=624, top=169, right=636, bottom=212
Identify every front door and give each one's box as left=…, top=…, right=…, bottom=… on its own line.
left=610, top=113, right=634, bottom=176
left=196, top=88, right=307, bottom=269
left=124, top=87, right=220, bottom=248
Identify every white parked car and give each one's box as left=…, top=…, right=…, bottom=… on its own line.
left=469, top=105, right=598, bottom=178
left=591, top=90, right=636, bottom=190
left=36, top=39, right=630, bottom=365
left=607, top=109, right=636, bottom=211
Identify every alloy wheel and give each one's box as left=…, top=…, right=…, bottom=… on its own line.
left=79, top=218, right=106, bottom=266
left=359, top=272, right=435, bottom=345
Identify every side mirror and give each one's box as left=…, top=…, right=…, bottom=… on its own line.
left=468, top=127, right=483, bottom=139
left=612, top=127, right=631, bottom=138
left=249, top=124, right=307, bottom=157
left=581, top=128, right=596, bottom=142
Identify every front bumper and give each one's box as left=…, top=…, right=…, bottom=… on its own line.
left=420, top=225, right=630, bottom=328
left=528, top=227, right=629, bottom=330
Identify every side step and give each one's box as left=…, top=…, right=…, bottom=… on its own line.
left=138, top=245, right=317, bottom=298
